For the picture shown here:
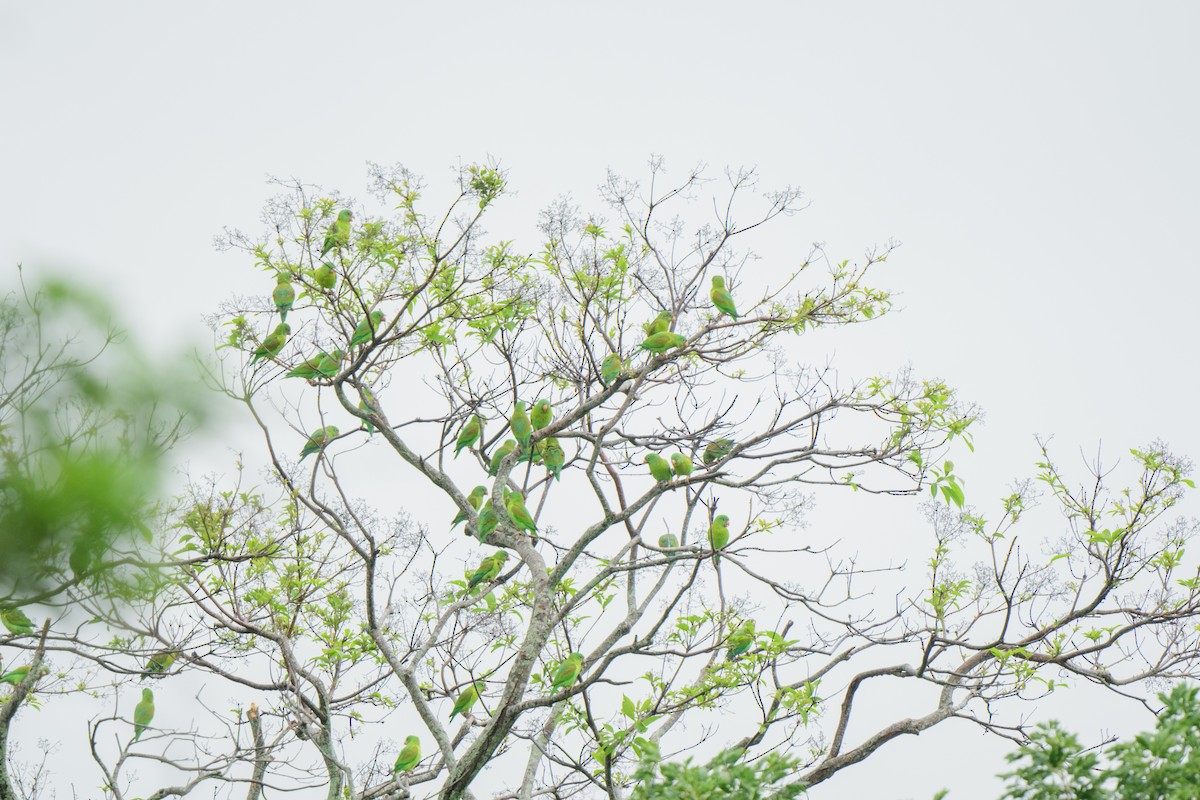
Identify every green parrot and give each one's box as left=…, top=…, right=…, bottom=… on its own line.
left=320, top=209, right=353, bottom=257
left=639, top=331, right=687, bottom=355
left=530, top=399, right=552, bottom=431
left=0, top=665, right=30, bottom=686
left=1, top=608, right=34, bottom=636
left=476, top=505, right=499, bottom=541
left=285, top=349, right=344, bottom=380
left=709, top=514, right=730, bottom=562
left=517, top=439, right=541, bottom=465
left=467, top=551, right=509, bottom=591
left=133, top=688, right=155, bottom=741
left=284, top=354, right=323, bottom=380
left=314, top=261, right=337, bottom=291
left=349, top=310, right=385, bottom=348
left=69, top=539, right=95, bottom=579
left=455, top=415, right=483, bottom=458
left=449, top=680, right=486, bottom=720
left=600, top=353, right=623, bottom=387
left=145, top=650, right=177, bottom=676
left=358, top=386, right=382, bottom=435
left=488, top=439, right=517, bottom=476
left=725, top=619, right=756, bottom=661
left=643, top=310, right=672, bottom=336
left=299, top=426, right=339, bottom=461
left=645, top=453, right=673, bottom=483
left=314, top=347, right=343, bottom=376
left=702, top=437, right=735, bottom=465
left=451, top=486, right=488, bottom=529
left=542, top=438, right=565, bottom=481
left=509, top=401, right=531, bottom=448
left=251, top=323, right=290, bottom=364
left=316, top=350, right=345, bottom=378
left=710, top=275, right=739, bottom=320
left=505, top=492, right=537, bottom=535
left=550, top=652, right=584, bottom=691
left=670, top=453, right=694, bottom=478
left=393, top=734, right=421, bottom=774
left=658, top=533, right=679, bottom=549
left=272, top=273, right=295, bottom=322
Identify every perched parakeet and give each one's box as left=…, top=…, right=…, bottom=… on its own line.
left=272, top=274, right=295, bottom=322
left=394, top=735, right=421, bottom=774
left=516, top=440, right=540, bottom=465
left=725, top=620, right=756, bottom=661
left=488, top=439, right=517, bottom=476
left=315, top=350, right=345, bottom=378
left=542, top=438, right=565, bottom=481
left=530, top=399, right=552, bottom=431
left=600, top=353, right=623, bottom=387
left=0, top=665, right=30, bottom=686
left=1, top=608, right=34, bottom=636
left=451, top=486, right=488, bottom=529
left=455, top=416, right=483, bottom=458
left=314, top=261, right=337, bottom=291
left=644, top=454, right=673, bottom=483
left=639, top=331, right=687, bottom=355
left=299, top=426, right=339, bottom=461
left=476, top=505, right=499, bottom=541
left=658, top=533, right=679, bottom=549
left=709, top=514, right=730, bottom=561
left=702, top=438, right=735, bottom=465
left=710, top=275, right=738, bottom=320
left=505, top=492, right=537, bottom=535
left=284, top=355, right=324, bottom=380
left=358, top=386, right=382, bottom=435
left=133, top=688, right=155, bottom=741
left=643, top=310, right=672, bottom=336
left=349, top=310, right=385, bottom=348
left=285, top=349, right=344, bottom=380
left=467, top=551, right=509, bottom=591
left=251, top=323, right=290, bottom=364
left=670, top=453, right=694, bottom=478
left=550, top=652, right=584, bottom=691
left=145, top=650, right=177, bottom=676
left=320, top=209, right=352, bottom=257
left=509, top=401, right=531, bottom=448
left=69, top=539, right=94, bottom=579
left=449, top=680, right=486, bottom=721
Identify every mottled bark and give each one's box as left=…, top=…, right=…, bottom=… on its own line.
left=245, top=704, right=266, bottom=800
left=0, top=622, right=49, bottom=800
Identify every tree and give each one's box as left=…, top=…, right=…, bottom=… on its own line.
left=197, top=159, right=981, bottom=799
left=7, top=161, right=1200, bottom=800
left=995, top=683, right=1200, bottom=800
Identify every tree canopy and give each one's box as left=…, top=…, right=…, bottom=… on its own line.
left=2, top=161, right=1198, bottom=800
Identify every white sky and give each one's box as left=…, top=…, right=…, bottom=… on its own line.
left=3, top=2, right=1200, bottom=798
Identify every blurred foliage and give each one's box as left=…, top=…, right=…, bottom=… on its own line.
left=0, top=267, right=206, bottom=599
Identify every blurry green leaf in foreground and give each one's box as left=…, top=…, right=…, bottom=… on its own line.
left=0, top=269, right=205, bottom=596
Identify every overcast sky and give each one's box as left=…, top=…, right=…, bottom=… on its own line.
left=3, top=2, right=1200, bottom=798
